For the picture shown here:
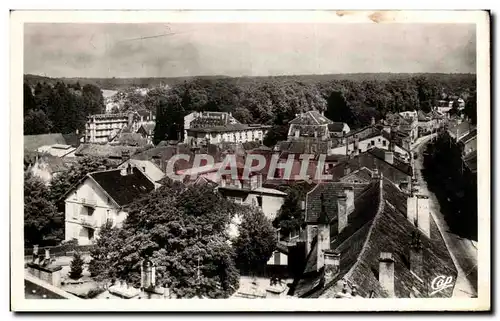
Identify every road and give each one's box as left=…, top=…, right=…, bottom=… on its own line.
left=412, top=134, right=478, bottom=298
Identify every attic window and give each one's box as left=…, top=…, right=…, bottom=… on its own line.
left=370, top=265, right=379, bottom=279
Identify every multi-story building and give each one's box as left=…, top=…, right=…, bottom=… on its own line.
left=63, top=165, right=155, bottom=245
left=186, top=124, right=271, bottom=147
left=85, top=112, right=138, bottom=144
left=184, top=111, right=240, bottom=143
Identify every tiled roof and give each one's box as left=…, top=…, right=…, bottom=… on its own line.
left=74, top=144, right=140, bottom=159
left=289, top=111, right=333, bottom=126
left=344, top=125, right=381, bottom=141
left=187, top=123, right=270, bottom=133
left=463, top=150, right=477, bottom=173
left=328, top=122, right=346, bottom=133
left=24, top=134, right=67, bottom=152
left=448, top=121, right=474, bottom=139
left=459, top=128, right=477, bottom=144
left=305, top=182, right=372, bottom=224
left=367, top=148, right=412, bottom=176
left=339, top=167, right=374, bottom=184
left=291, top=178, right=457, bottom=298
left=62, top=133, right=82, bottom=148
left=89, top=168, right=155, bottom=207
left=278, top=140, right=330, bottom=154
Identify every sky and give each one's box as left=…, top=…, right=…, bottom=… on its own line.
left=24, top=23, right=476, bottom=78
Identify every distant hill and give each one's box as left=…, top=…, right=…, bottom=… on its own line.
left=24, top=73, right=476, bottom=91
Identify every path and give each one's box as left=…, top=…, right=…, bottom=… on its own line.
left=412, top=134, right=478, bottom=298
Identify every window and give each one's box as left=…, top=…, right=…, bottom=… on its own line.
left=257, top=196, right=263, bottom=208
left=371, top=140, right=375, bottom=146
left=382, top=140, right=387, bottom=147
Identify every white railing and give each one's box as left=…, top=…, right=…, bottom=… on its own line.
left=80, top=216, right=97, bottom=228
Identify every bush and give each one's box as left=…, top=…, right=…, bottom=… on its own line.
left=69, top=252, right=84, bottom=280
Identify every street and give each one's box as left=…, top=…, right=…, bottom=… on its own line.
left=412, top=134, right=478, bottom=298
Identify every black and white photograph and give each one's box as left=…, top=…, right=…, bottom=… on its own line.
left=10, top=10, right=490, bottom=311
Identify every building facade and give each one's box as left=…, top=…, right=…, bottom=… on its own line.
left=85, top=112, right=138, bottom=144
left=186, top=124, right=270, bottom=146
left=64, top=166, right=155, bottom=245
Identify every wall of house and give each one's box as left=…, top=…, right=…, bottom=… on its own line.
left=463, top=138, right=477, bottom=155
left=267, top=251, right=288, bottom=266
left=188, top=129, right=266, bottom=146
left=245, top=193, right=285, bottom=221
left=330, top=135, right=391, bottom=155
left=64, top=178, right=125, bottom=245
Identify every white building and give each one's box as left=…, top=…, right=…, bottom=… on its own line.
left=186, top=124, right=271, bottom=146
left=85, top=112, right=139, bottom=144
left=63, top=165, right=156, bottom=245
left=184, top=111, right=240, bottom=143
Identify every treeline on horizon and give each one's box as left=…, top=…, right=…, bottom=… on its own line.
left=23, top=81, right=105, bottom=136
left=151, top=73, right=476, bottom=145
left=23, top=73, right=477, bottom=145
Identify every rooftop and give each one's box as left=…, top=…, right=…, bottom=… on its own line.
left=89, top=167, right=155, bottom=207
left=289, top=111, right=333, bottom=126
left=290, top=178, right=457, bottom=298
left=24, top=133, right=67, bottom=152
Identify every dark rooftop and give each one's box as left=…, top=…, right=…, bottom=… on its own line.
left=89, top=167, right=155, bottom=206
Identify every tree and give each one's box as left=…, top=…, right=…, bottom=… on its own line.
left=464, top=91, right=477, bottom=125
left=24, top=172, right=61, bottom=246
left=88, top=221, right=123, bottom=282
left=233, top=207, right=276, bottom=274
left=24, top=82, right=36, bottom=113
left=24, top=109, right=52, bottom=135
left=272, top=182, right=314, bottom=239
left=69, top=252, right=84, bottom=279
left=89, top=183, right=240, bottom=298
left=49, top=156, right=113, bottom=205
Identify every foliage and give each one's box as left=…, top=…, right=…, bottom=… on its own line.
left=49, top=156, right=113, bottom=205
left=69, top=252, right=84, bottom=279
left=24, top=172, right=62, bottom=247
left=273, top=182, right=315, bottom=239
left=464, top=90, right=477, bottom=125
left=422, top=133, right=477, bottom=241
left=23, top=81, right=104, bottom=135
left=24, top=109, right=52, bottom=135
left=233, top=207, right=276, bottom=274
left=89, top=183, right=241, bottom=298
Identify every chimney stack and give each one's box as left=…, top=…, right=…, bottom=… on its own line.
left=323, top=250, right=340, bottom=285
left=371, top=117, right=376, bottom=126
left=317, top=194, right=331, bottom=271
left=32, top=245, right=39, bottom=263
left=127, top=163, right=133, bottom=175
left=409, top=232, right=424, bottom=280
left=337, top=194, right=347, bottom=234
left=44, top=248, right=50, bottom=261
left=378, top=252, right=395, bottom=297
left=406, top=195, right=431, bottom=239
left=384, top=151, right=394, bottom=164
left=371, top=168, right=380, bottom=179
left=140, top=258, right=156, bottom=290
left=344, top=186, right=355, bottom=215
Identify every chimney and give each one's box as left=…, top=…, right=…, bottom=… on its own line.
left=371, top=168, right=379, bottom=179
left=323, top=250, right=340, bottom=285
left=121, top=150, right=131, bottom=161
left=378, top=252, right=395, bottom=297
left=371, top=117, right=375, bottom=125
left=32, top=245, right=39, bottom=263
left=406, top=195, right=431, bottom=238
left=409, top=232, right=423, bottom=280
left=337, top=194, right=347, bottom=234
left=384, top=151, right=394, bottom=164
left=140, top=258, right=156, bottom=290
left=127, top=163, right=133, bottom=175
left=44, top=248, right=50, bottom=261
left=317, top=194, right=331, bottom=271
left=344, top=186, right=355, bottom=215
left=343, top=165, right=351, bottom=177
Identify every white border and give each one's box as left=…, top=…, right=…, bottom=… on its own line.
left=10, top=10, right=490, bottom=312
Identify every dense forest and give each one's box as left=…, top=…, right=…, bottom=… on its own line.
left=23, top=81, right=105, bottom=135
left=23, top=73, right=476, bottom=146
left=151, top=74, right=476, bottom=145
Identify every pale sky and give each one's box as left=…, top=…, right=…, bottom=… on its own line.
left=24, top=23, right=476, bottom=78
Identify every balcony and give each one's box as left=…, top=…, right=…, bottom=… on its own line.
left=79, top=216, right=97, bottom=228
left=80, top=198, right=97, bottom=207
